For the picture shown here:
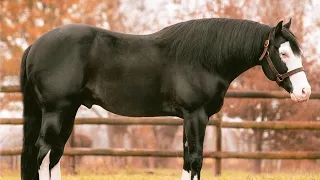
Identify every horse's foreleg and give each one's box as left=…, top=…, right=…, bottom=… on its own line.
left=36, top=100, right=80, bottom=180
left=183, top=108, right=208, bottom=180
left=181, top=125, right=191, bottom=180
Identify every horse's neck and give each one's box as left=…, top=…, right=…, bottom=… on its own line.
left=228, top=57, right=260, bottom=82
left=217, top=35, right=269, bottom=82
left=208, top=52, right=260, bottom=84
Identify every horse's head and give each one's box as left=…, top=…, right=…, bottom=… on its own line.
left=260, top=19, right=311, bottom=102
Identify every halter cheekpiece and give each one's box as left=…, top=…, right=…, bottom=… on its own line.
left=259, top=29, right=304, bottom=85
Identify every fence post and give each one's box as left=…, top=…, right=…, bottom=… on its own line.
left=215, top=113, right=222, bottom=176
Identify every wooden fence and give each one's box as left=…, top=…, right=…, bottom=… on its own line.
left=1, top=85, right=320, bottom=175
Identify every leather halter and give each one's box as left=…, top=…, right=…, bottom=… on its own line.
left=259, top=29, right=304, bottom=85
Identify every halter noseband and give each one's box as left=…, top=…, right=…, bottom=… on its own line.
left=259, top=29, right=304, bottom=85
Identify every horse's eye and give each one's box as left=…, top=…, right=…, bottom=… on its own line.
left=280, top=52, right=287, bottom=57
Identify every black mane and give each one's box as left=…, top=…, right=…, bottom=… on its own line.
left=153, top=18, right=271, bottom=76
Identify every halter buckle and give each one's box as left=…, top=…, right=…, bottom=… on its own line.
left=276, top=74, right=284, bottom=84
left=264, top=40, right=269, bottom=47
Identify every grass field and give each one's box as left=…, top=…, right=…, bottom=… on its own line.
left=1, top=169, right=320, bottom=180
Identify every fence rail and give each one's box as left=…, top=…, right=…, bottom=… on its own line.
left=1, top=85, right=320, bottom=175
left=2, top=148, right=320, bottom=159
left=2, top=85, right=320, bottom=99
left=2, top=117, right=320, bottom=130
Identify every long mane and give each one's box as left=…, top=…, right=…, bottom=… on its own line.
left=153, top=19, right=271, bottom=68
left=153, top=18, right=271, bottom=72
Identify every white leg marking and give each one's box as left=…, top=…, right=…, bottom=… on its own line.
left=50, top=160, right=61, bottom=180
left=39, top=150, right=50, bottom=180
left=181, top=170, right=191, bottom=180
left=193, top=174, right=198, bottom=180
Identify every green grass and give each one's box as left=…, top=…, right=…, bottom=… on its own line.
left=1, top=169, right=320, bottom=180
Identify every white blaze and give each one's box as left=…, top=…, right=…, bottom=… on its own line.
left=279, top=42, right=311, bottom=102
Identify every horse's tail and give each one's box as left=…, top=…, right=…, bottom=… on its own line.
left=20, top=45, right=42, bottom=180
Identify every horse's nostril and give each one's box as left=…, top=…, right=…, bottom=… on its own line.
left=302, top=88, right=311, bottom=96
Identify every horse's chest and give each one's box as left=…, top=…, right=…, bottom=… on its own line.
left=168, top=66, right=229, bottom=115
left=204, top=94, right=225, bottom=116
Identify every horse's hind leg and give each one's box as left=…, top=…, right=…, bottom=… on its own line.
left=36, top=99, right=80, bottom=180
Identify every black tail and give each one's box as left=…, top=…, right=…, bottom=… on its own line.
left=20, top=45, right=42, bottom=180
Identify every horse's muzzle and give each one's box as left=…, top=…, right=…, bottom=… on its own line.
left=290, top=87, right=311, bottom=102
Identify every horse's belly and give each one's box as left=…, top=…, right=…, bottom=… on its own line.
left=101, top=94, right=163, bottom=117
left=86, top=79, right=166, bottom=117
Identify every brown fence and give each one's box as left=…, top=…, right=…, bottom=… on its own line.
left=1, top=85, right=320, bottom=175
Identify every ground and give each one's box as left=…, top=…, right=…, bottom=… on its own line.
left=1, top=169, right=320, bottom=180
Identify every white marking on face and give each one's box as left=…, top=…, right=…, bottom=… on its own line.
left=51, top=160, right=61, bottom=180
left=279, top=41, right=311, bottom=102
left=39, top=150, right=50, bottom=180
left=181, top=170, right=191, bottom=180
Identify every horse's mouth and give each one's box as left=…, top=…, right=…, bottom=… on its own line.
left=290, top=93, right=310, bottom=102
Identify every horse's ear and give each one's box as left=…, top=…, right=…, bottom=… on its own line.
left=283, top=18, right=292, bottom=29
left=275, top=20, right=283, bottom=36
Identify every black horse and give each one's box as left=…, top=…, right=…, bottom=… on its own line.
left=20, top=18, right=311, bottom=180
